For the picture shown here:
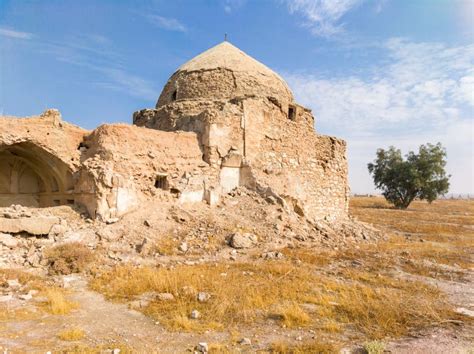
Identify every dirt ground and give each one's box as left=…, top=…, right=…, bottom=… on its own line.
left=0, top=197, right=473, bottom=353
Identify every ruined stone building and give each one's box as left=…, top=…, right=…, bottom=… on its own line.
left=0, top=41, right=349, bottom=222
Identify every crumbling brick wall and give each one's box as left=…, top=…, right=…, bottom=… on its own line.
left=76, top=124, right=213, bottom=220
left=133, top=96, right=349, bottom=221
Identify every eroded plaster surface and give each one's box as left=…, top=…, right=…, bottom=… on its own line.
left=1, top=41, right=349, bottom=222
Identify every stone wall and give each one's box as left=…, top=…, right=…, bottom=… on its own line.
left=241, top=98, right=349, bottom=221
left=0, top=110, right=86, bottom=208
left=76, top=124, right=212, bottom=220
left=0, top=111, right=217, bottom=220
left=133, top=96, right=349, bottom=221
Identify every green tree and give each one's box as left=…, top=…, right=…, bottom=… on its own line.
left=367, top=143, right=450, bottom=209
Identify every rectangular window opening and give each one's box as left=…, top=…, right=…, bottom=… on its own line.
left=155, top=175, right=169, bottom=190
left=288, top=105, right=296, bottom=121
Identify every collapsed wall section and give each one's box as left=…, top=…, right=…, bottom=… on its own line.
left=133, top=96, right=349, bottom=221
left=241, top=98, right=349, bottom=221
left=77, top=124, right=212, bottom=220
left=0, top=110, right=87, bottom=208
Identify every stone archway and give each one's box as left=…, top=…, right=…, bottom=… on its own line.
left=0, top=142, right=75, bottom=207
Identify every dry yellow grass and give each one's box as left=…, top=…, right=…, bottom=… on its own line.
left=91, top=261, right=317, bottom=331
left=0, top=269, right=47, bottom=322
left=349, top=197, right=474, bottom=276
left=42, top=288, right=78, bottom=315
left=208, top=343, right=232, bottom=353
left=152, top=237, right=180, bottom=256
left=277, top=303, right=312, bottom=328
left=351, top=197, right=474, bottom=239
left=363, top=340, right=385, bottom=354
left=0, top=307, right=41, bottom=322
left=88, top=197, right=468, bottom=342
left=0, top=269, right=47, bottom=291
left=57, top=328, right=85, bottom=341
left=44, top=242, right=95, bottom=275
left=90, top=259, right=452, bottom=338
left=270, top=340, right=340, bottom=353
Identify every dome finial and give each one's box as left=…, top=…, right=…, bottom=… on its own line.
left=224, top=33, right=228, bottom=41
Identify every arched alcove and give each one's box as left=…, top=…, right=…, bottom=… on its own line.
left=0, top=142, right=75, bottom=207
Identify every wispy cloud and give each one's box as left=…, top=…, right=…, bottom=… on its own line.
left=284, top=0, right=363, bottom=37
left=286, top=38, right=474, bottom=136
left=0, top=27, right=33, bottom=40
left=223, top=0, right=247, bottom=14
left=374, top=0, right=388, bottom=13
left=146, top=15, right=187, bottom=32
left=34, top=34, right=158, bottom=101
left=286, top=38, right=474, bottom=193
left=94, top=67, right=157, bottom=100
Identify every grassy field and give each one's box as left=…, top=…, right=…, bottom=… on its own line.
left=1, top=197, right=472, bottom=352
left=90, top=197, right=473, bottom=351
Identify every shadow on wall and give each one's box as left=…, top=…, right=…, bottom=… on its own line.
left=0, top=142, right=75, bottom=208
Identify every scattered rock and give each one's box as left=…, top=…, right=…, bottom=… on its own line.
left=156, top=293, right=175, bottom=301
left=195, top=342, right=208, bottom=353
left=0, top=233, right=18, bottom=248
left=136, top=237, right=150, bottom=254
left=48, top=223, right=68, bottom=237
left=197, top=292, right=210, bottom=303
left=179, top=242, right=188, bottom=252
left=63, top=229, right=97, bottom=244
left=262, top=251, right=284, bottom=260
left=182, top=286, right=197, bottom=296
left=130, top=300, right=149, bottom=309
left=7, top=279, right=21, bottom=289
left=0, top=216, right=60, bottom=235
left=96, top=227, right=121, bottom=242
left=239, top=337, right=252, bottom=345
left=456, top=307, right=474, bottom=318
left=228, top=232, right=258, bottom=249
left=190, top=309, right=201, bottom=319
left=0, top=294, right=13, bottom=302
left=19, top=293, right=32, bottom=301
left=26, top=252, right=41, bottom=267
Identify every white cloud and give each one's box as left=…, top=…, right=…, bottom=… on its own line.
left=96, top=67, right=157, bottom=101
left=0, top=27, right=33, bottom=40
left=284, top=0, right=363, bottom=37
left=146, top=15, right=187, bottom=32
left=287, top=39, right=474, bottom=135
left=223, top=0, right=247, bottom=14
left=36, top=35, right=157, bottom=101
left=374, top=0, right=388, bottom=13
left=285, top=38, right=474, bottom=193
left=455, top=73, right=474, bottom=106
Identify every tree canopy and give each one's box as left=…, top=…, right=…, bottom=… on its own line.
left=367, top=143, right=450, bottom=209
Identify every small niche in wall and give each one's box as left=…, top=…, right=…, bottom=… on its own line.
left=288, top=105, right=296, bottom=121
left=154, top=174, right=169, bottom=190
left=171, top=90, right=177, bottom=101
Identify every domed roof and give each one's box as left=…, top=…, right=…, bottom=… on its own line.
left=156, top=41, right=294, bottom=107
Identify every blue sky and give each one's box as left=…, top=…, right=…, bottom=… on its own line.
left=1, top=0, right=473, bottom=194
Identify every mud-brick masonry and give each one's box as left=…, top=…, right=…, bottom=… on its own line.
left=1, top=41, right=349, bottom=222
